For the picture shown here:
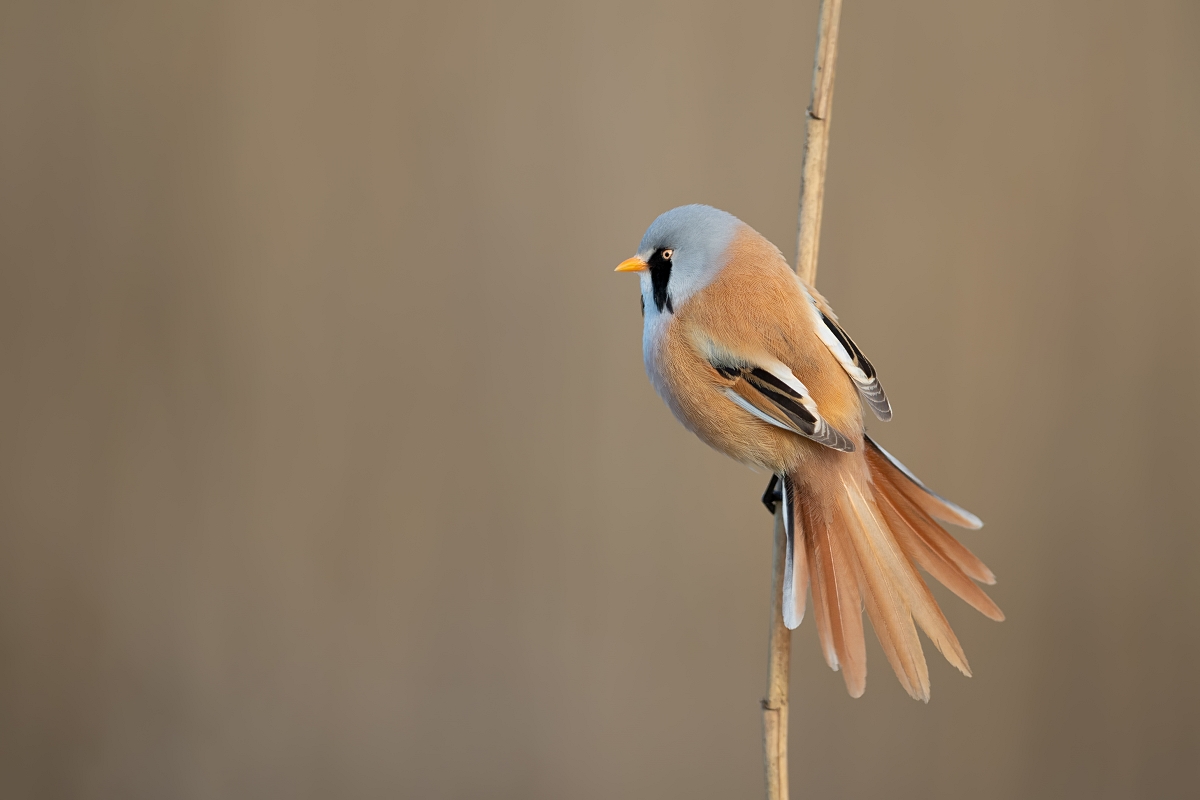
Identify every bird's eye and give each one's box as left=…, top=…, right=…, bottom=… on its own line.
left=661, top=249, right=673, bottom=261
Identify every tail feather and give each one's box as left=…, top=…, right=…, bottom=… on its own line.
left=844, top=479, right=972, bottom=678
left=864, top=435, right=983, bottom=530
left=804, top=514, right=840, bottom=672
left=780, top=475, right=808, bottom=628
left=838, top=478, right=931, bottom=700
left=800, top=492, right=866, bottom=696
left=865, top=445, right=996, bottom=585
left=875, top=480, right=1006, bottom=622
left=822, top=499, right=867, bottom=697
left=785, top=446, right=1001, bottom=700
left=861, top=578, right=926, bottom=700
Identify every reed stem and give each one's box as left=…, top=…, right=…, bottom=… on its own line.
left=764, top=2, right=845, bottom=798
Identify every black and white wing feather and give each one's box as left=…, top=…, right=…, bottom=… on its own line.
left=817, top=311, right=891, bottom=420
left=797, top=283, right=893, bottom=421
left=712, top=360, right=856, bottom=453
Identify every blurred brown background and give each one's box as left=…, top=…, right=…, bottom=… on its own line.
left=2, top=1, right=1198, bottom=798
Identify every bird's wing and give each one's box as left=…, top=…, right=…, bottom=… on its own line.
left=708, top=355, right=856, bottom=453
left=799, top=283, right=892, bottom=421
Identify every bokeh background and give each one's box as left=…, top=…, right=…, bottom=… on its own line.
left=3, top=1, right=1198, bottom=798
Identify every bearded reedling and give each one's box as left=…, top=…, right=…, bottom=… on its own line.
left=616, top=204, right=1002, bottom=700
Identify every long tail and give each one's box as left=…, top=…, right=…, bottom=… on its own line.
left=781, top=435, right=1002, bottom=701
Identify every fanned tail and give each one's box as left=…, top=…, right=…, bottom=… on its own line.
left=787, top=444, right=1000, bottom=701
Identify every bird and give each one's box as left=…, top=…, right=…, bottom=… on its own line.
left=615, top=204, right=1002, bottom=701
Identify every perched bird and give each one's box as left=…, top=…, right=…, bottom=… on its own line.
left=616, top=204, right=1002, bottom=701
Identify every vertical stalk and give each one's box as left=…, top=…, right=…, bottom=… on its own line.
left=795, top=0, right=844, bottom=287
left=763, top=510, right=791, bottom=800
left=764, top=2, right=844, bottom=799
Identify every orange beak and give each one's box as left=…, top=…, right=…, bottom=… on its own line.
left=614, top=256, right=649, bottom=273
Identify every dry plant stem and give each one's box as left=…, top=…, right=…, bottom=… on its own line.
left=764, top=1, right=844, bottom=799
left=763, top=510, right=791, bottom=800
left=795, top=0, right=844, bottom=286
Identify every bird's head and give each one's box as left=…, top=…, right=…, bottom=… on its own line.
left=615, top=204, right=742, bottom=315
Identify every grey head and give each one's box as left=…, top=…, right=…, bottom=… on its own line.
left=617, top=204, right=743, bottom=315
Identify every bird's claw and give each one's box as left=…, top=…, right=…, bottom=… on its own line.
left=762, top=474, right=782, bottom=515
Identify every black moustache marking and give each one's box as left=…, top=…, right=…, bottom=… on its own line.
left=648, top=249, right=673, bottom=313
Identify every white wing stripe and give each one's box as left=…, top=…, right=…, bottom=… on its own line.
left=720, top=387, right=801, bottom=433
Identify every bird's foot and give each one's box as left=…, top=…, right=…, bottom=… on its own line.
left=762, top=474, right=782, bottom=515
